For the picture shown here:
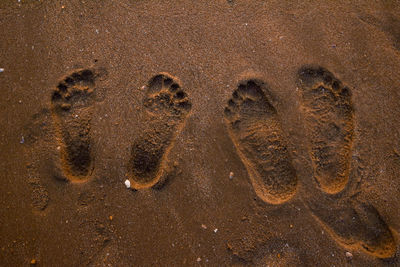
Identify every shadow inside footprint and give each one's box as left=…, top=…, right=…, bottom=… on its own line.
left=224, top=79, right=298, bottom=204
left=128, top=73, right=191, bottom=189
left=51, top=69, right=98, bottom=182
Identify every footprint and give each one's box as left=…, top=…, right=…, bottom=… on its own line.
left=297, top=66, right=354, bottom=194
left=128, top=73, right=191, bottom=189
left=224, top=79, right=298, bottom=204
left=51, top=69, right=97, bottom=183
left=311, top=201, right=396, bottom=259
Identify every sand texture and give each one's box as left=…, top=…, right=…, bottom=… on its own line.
left=1, top=0, right=400, bottom=266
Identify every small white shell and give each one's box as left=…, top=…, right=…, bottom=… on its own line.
left=345, top=251, right=353, bottom=258
left=124, top=179, right=131, bottom=188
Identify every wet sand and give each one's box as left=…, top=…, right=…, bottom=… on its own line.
left=1, top=0, right=400, bottom=266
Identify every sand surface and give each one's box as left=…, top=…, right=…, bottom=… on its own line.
left=1, top=0, right=400, bottom=266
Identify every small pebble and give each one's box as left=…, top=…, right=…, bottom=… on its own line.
left=214, top=228, right=218, bottom=233
left=196, top=257, right=201, bottom=262
left=20, top=136, right=24, bottom=144
left=201, top=224, right=207, bottom=229
left=229, top=172, right=234, bottom=179
left=345, top=251, right=353, bottom=259
left=124, top=179, right=131, bottom=188
left=0, top=68, right=4, bottom=73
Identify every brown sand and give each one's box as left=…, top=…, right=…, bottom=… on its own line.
left=1, top=0, right=400, bottom=266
